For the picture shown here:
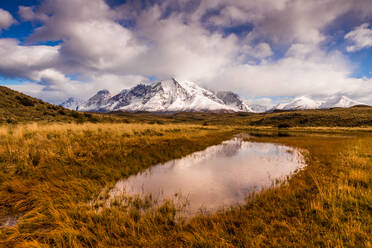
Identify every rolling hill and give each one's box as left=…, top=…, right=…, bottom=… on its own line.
left=0, top=85, right=100, bottom=123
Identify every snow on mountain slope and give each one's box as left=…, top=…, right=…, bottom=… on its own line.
left=75, top=78, right=253, bottom=113
left=64, top=83, right=368, bottom=113
left=274, top=96, right=323, bottom=110
left=271, top=95, right=367, bottom=111
left=77, top=90, right=112, bottom=112
left=320, top=95, right=363, bottom=109
left=60, top=97, right=85, bottom=110
left=216, top=91, right=253, bottom=112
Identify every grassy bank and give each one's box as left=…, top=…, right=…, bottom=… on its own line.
left=0, top=123, right=235, bottom=247
left=0, top=124, right=371, bottom=247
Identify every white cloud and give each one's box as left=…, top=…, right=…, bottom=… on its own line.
left=244, top=97, right=276, bottom=108
left=345, top=23, right=372, bottom=52
left=240, top=42, right=273, bottom=60
left=1, top=0, right=372, bottom=105
left=22, top=0, right=145, bottom=74
left=6, top=73, right=148, bottom=103
left=127, top=8, right=240, bottom=80
left=0, top=39, right=60, bottom=79
left=0, top=8, right=16, bottom=31
left=18, top=6, right=49, bottom=22
left=201, top=45, right=372, bottom=102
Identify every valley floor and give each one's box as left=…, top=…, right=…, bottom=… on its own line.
left=0, top=123, right=371, bottom=247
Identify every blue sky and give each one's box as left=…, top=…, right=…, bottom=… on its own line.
left=0, top=0, right=372, bottom=105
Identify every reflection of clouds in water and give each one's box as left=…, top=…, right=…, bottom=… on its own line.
left=166, top=138, right=243, bottom=170
left=110, top=137, right=305, bottom=213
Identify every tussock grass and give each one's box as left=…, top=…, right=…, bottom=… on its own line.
left=0, top=123, right=235, bottom=247
left=0, top=124, right=371, bottom=247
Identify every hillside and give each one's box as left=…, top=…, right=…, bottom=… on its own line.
left=111, top=106, right=372, bottom=127
left=2, top=85, right=372, bottom=127
left=250, top=106, right=372, bottom=127
left=0, top=86, right=104, bottom=123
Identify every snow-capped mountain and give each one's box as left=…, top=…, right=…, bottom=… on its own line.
left=216, top=91, right=253, bottom=112
left=272, top=95, right=366, bottom=111
left=77, top=90, right=111, bottom=112
left=76, top=78, right=253, bottom=113
left=60, top=97, right=85, bottom=111
left=274, top=96, right=323, bottom=110
left=319, top=95, right=363, bottom=109
left=62, top=78, right=367, bottom=113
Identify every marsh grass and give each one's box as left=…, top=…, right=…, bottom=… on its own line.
left=0, top=124, right=371, bottom=247
left=0, top=123, right=235, bottom=247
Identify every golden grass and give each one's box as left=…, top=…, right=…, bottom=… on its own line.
left=0, top=123, right=235, bottom=247
left=0, top=124, right=371, bottom=247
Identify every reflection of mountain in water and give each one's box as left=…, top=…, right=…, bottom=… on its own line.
left=109, top=137, right=305, bottom=214
left=166, top=138, right=243, bottom=170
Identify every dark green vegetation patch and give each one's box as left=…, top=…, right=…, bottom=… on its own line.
left=111, top=106, right=372, bottom=127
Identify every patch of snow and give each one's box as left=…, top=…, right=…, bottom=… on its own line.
left=274, top=96, right=323, bottom=110
left=320, top=95, right=363, bottom=109
left=60, top=97, right=84, bottom=110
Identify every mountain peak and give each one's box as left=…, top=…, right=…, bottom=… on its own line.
left=74, top=79, right=253, bottom=113
left=275, top=96, right=322, bottom=110
left=97, top=89, right=110, bottom=95
left=216, top=91, right=253, bottom=112
left=320, top=95, right=362, bottom=109
left=272, top=95, right=366, bottom=111
left=77, top=89, right=112, bottom=112
left=60, top=97, right=84, bottom=110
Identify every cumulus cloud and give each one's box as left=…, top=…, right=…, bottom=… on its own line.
left=200, top=42, right=372, bottom=103
left=0, top=39, right=60, bottom=79
left=240, top=42, right=273, bottom=60
left=6, top=74, right=148, bottom=103
left=244, top=97, right=276, bottom=108
left=204, top=50, right=356, bottom=97
left=0, top=8, right=16, bottom=31
left=345, top=23, right=372, bottom=52
left=1, top=0, right=372, bottom=104
left=19, top=6, right=49, bottom=22
left=21, top=0, right=145, bottom=73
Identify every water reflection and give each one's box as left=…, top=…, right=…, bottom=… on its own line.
left=109, top=137, right=305, bottom=213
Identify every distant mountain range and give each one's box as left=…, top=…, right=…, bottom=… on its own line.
left=61, top=78, right=368, bottom=113
left=271, top=95, right=364, bottom=111
left=64, top=78, right=253, bottom=113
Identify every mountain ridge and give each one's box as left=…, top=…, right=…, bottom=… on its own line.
left=60, top=79, right=368, bottom=113
left=271, top=95, right=365, bottom=111
left=73, top=78, right=253, bottom=113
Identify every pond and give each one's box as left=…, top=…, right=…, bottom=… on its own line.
left=108, top=136, right=306, bottom=214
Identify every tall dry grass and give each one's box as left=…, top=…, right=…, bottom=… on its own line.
left=0, top=124, right=371, bottom=247
left=0, top=123, right=235, bottom=247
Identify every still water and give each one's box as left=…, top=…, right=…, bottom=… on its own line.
left=109, top=137, right=305, bottom=213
